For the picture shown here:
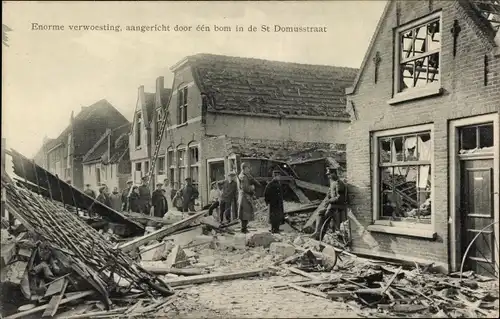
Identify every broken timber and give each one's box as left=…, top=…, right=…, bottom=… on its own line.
left=164, top=268, right=273, bottom=287
left=288, top=183, right=312, bottom=204
left=295, top=179, right=329, bottom=194
left=7, top=149, right=144, bottom=234
left=119, top=210, right=209, bottom=253
left=5, top=290, right=95, bottom=319
left=140, top=264, right=205, bottom=276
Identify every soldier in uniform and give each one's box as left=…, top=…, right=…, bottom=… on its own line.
left=264, top=170, right=285, bottom=234
left=138, top=176, right=151, bottom=214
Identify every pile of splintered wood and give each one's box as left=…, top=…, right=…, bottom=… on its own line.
left=273, top=239, right=499, bottom=318
left=1, top=175, right=174, bottom=318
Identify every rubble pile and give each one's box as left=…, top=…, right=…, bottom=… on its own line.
left=1, top=177, right=173, bottom=318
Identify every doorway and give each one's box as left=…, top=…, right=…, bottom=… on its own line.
left=450, top=115, right=499, bottom=276
left=207, top=158, right=225, bottom=200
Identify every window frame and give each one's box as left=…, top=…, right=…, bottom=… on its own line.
left=371, top=124, right=435, bottom=233
left=392, top=11, right=443, bottom=104
left=188, top=144, right=200, bottom=186
left=177, top=86, right=188, bottom=125
left=157, top=156, right=166, bottom=176
left=167, top=147, right=175, bottom=183
left=177, top=146, right=187, bottom=184
left=135, top=112, right=142, bottom=148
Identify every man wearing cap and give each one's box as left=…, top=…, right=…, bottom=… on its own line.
left=220, top=171, right=238, bottom=223
left=264, top=170, right=285, bottom=234
left=237, top=162, right=260, bottom=233
left=138, top=176, right=152, bottom=214
left=180, top=177, right=199, bottom=212
left=84, top=184, right=96, bottom=199
left=152, top=183, right=168, bottom=217
left=122, top=180, right=133, bottom=211
left=311, top=167, right=346, bottom=241
left=96, top=185, right=111, bottom=208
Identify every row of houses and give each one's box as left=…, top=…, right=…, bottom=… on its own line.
left=33, top=0, right=499, bottom=275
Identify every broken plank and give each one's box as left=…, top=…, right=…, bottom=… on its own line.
left=164, top=268, right=272, bottom=287
left=140, top=265, right=204, bottom=276
left=44, top=276, right=67, bottom=298
left=288, top=183, right=312, bottom=204
left=56, top=307, right=129, bottom=319
left=119, top=210, right=208, bottom=253
left=302, top=196, right=329, bottom=231
left=284, top=266, right=321, bottom=280
left=295, top=180, right=329, bottom=194
left=288, top=283, right=328, bottom=299
left=327, top=288, right=383, bottom=299
left=380, top=266, right=401, bottom=295
left=5, top=290, right=94, bottom=319
left=42, top=279, right=68, bottom=317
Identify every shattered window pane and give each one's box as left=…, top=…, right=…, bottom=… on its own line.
left=377, top=130, right=432, bottom=224
left=398, top=18, right=441, bottom=93
left=177, top=150, right=186, bottom=166
left=479, top=124, right=493, bottom=148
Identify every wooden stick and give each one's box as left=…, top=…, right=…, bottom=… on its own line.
left=327, top=288, right=383, bottom=298
left=56, top=307, right=129, bottom=319
left=164, top=268, right=272, bottom=287
left=288, top=283, right=328, bottom=299
left=119, top=210, right=208, bottom=252
left=140, top=265, right=205, bottom=276
left=5, top=290, right=95, bottom=319
left=284, top=266, right=321, bottom=280
left=380, top=266, right=401, bottom=295
left=42, top=279, right=68, bottom=317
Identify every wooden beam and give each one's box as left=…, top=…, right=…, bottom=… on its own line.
left=295, top=180, right=329, bottom=194
left=288, top=183, right=312, bottom=204
left=119, top=210, right=208, bottom=253
left=164, top=268, right=272, bottom=287
left=5, top=290, right=94, bottom=319
left=140, top=265, right=205, bottom=276
left=288, top=283, right=329, bottom=299
left=284, top=266, right=321, bottom=280
left=42, top=279, right=68, bottom=317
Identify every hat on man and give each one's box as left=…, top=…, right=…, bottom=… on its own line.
left=126, top=180, right=133, bottom=184
left=185, top=177, right=192, bottom=181
left=156, top=182, right=163, bottom=186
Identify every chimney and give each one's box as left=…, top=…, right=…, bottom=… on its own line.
left=106, top=128, right=112, bottom=160
left=156, top=76, right=164, bottom=94
left=139, top=85, right=145, bottom=96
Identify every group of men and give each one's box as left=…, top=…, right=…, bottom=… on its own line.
left=82, top=161, right=345, bottom=237
left=83, top=175, right=200, bottom=218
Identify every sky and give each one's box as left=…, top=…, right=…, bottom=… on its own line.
left=2, top=0, right=387, bottom=158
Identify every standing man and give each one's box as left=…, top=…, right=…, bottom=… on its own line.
left=205, top=182, right=221, bottom=216
left=122, top=180, right=133, bottom=211
left=138, top=176, right=151, bottom=215
left=220, top=171, right=238, bottom=224
left=264, top=170, right=285, bottom=234
left=109, top=186, right=122, bottom=212
left=152, top=183, right=168, bottom=217
left=84, top=184, right=96, bottom=199
left=163, top=178, right=173, bottom=214
left=180, top=177, right=198, bottom=213
left=237, top=162, right=259, bottom=233
left=96, top=185, right=111, bottom=207
left=311, top=167, right=346, bottom=241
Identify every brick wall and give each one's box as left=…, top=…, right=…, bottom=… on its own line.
left=205, top=113, right=349, bottom=144
left=347, top=0, right=500, bottom=269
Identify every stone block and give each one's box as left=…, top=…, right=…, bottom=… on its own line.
left=247, top=232, right=278, bottom=248
left=269, top=242, right=296, bottom=258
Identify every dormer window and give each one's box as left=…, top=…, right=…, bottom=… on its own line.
left=135, top=112, right=142, bottom=147
left=392, top=12, right=442, bottom=103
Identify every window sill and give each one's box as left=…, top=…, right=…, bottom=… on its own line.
left=367, top=224, right=436, bottom=239
left=388, top=85, right=443, bottom=105
left=177, top=123, right=188, bottom=128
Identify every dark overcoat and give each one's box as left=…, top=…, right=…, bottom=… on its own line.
left=237, top=172, right=256, bottom=221
left=264, top=179, right=285, bottom=225
left=152, top=189, right=168, bottom=217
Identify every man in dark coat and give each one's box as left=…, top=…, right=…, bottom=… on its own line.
left=121, top=180, right=133, bottom=211
left=181, top=177, right=198, bottom=213
left=220, top=171, right=238, bottom=223
left=84, top=184, right=96, bottom=199
left=152, top=183, right=168, bottom=217
left=264, top=170, right=285, bottom=234
left=96, top=185, right=111, bottom=207
left=138, top=177, right=151, bottom=215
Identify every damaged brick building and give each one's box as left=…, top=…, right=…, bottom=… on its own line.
left=132, top=53, right=357, bottom=206
left=33, top=100, right=130, bottom=189
left=345, top=0, right=499, bottom=274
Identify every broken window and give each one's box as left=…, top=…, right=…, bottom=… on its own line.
left=376, top=129, right=432, bottom=224
left=167, top=148, right=175, bottom=182
left=459, top=123, right=494, bottom=154
left=157, top=156, right=165, bottom=176
left=177, top=86, right=188, bottom=125
left=397, top=15, right=441, bottom=93
left=189, top=145, right=199, bottom=187
left=177, top=148, right=186, bottom=183
left=135, top=112, right=142, bottom=147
